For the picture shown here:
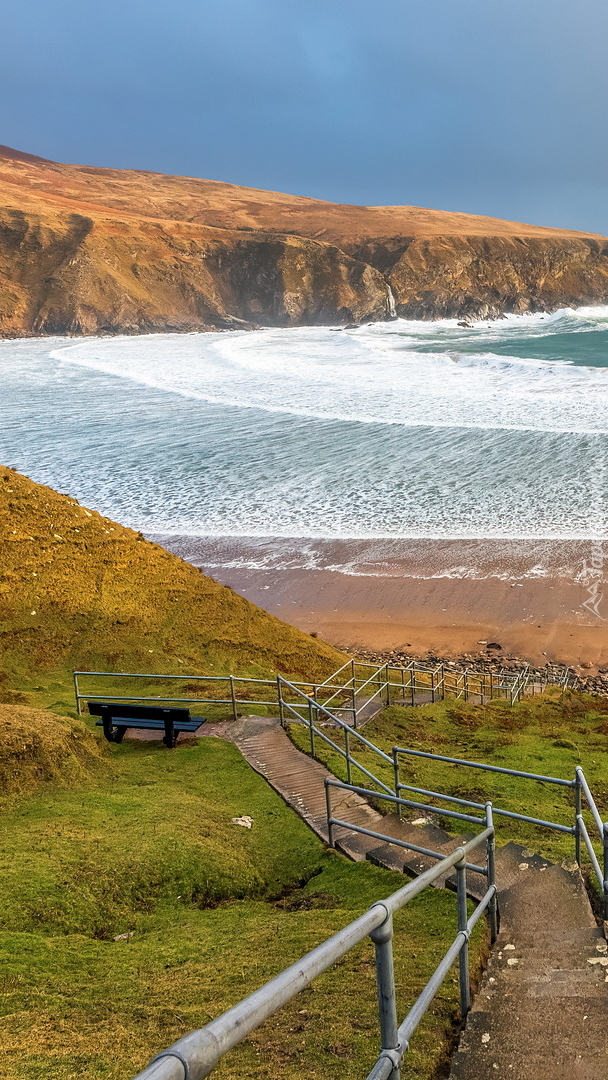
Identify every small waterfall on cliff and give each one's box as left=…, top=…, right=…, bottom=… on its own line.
left=386, top=284, right=397, bottom=318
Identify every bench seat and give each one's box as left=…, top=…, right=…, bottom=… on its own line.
left=94, top=716, right=205, bottom=732
left=87, top=701, right=206, bottom=747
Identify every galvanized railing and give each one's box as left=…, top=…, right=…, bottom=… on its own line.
left=73, top=657, right=576, bottom=734
left=132, top=823, right=497, bottom=1080
left=274, top=678, right=608, bottom=918
left=277, top=674, right=396, bottom=794
left=392, top=745, right=608, bottom=918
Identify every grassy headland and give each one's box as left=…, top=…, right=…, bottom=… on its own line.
left=0, top=467, right=345, bottom=711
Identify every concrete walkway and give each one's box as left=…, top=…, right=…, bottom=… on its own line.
left=449, top=845, right=608, bottom=1080
left=204, top=715, right=608, bottom=1078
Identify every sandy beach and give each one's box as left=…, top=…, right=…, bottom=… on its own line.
left=152, top=536, right=608, bottom=670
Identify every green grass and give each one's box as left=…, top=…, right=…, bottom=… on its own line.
left=0, top=731, right=486, bottom=1080
left=289, top=691, right=608, bottom=866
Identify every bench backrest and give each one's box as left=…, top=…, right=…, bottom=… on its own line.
left=87, top=702, right=191, bottom=720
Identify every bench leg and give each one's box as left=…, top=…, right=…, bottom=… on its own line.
left=163, top=719, right=176, bottom=748
left=102, top=716, right=117, bottom=743
left=113, top=727, right=127, bottom=743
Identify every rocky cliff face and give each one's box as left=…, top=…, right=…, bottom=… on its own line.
left=344, top=233, right=608, bottom=319
left=2, top=143, right=608, bottom=335
left=0, top=205, right=391, bottom=336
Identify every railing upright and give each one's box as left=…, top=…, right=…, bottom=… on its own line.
left=393, top=747, right=401, bottom=817
left=485, top=803, right=498, bottom=942
left=277, top=676, right=285, bottom=727
left=603, top=823, right=608, bottom=922
left=345, top=727, right=352, bottom=785
left=370, top=911, right=400, bottom=1080
left=574, top=771, right=583, bottom=866
left=456, top=856, right=470, bottom=1016
left=310, top=699, right=318, bottom=756
left=325, top=781, right=334, bottom=848
left=229, top=675, right=238, bottom=721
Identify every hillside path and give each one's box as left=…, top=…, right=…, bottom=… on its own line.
left=203, top=715, right=608, bottom=1079
left=206, top=715, right=485, bottom=882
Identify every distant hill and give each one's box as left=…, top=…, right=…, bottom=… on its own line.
left=0, top=466, right=344, bottom=684
left=2, top=143, right=608, bottom=333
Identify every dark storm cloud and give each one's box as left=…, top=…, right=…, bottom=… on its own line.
left=2, top=0, right=608, bottom=231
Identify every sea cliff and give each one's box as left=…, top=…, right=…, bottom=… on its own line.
left=2, top=143, right=608, bottom=335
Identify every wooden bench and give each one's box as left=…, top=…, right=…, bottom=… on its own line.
left=87, top=702, right=206, bottom=748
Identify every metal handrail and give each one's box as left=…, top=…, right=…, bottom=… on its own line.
left=392, top=747, right=607, bottom=913
left=393, top=777, right=575, bottom=834
left=132, top=826, right=496, bottom=1080
left=279, top=692, right=395, bottom=796
left=393, top=745, right=575, bottom=787
left=74, top=656, right=578, bottom=727
left=575, top=767, right=608, bottom=916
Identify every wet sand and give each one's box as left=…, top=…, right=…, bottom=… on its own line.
left=151, top=536, right=608, bottom=669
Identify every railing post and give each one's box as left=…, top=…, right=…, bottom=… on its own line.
left=410, top=667, right=415, bottom=707
left=456, top=856, right=470, bottom=1017
left=308, top=700, right=316, bottom=757
left=485, top=803, right=498, bottom=943
left=386, top=664, right=391, bottom=707
left=325, top=779, right=334, bottom=848
left=229, top=675, right=238, bottom=721
left=393, top=751, right=401, bottom=816
left=430, top=670, right=435, bottom=704
left=370, top=909, right=400, bottom=1080
left=73, top=671, right=81, bottom=715
left=345, top=727, right=352, bottom=785
left=603, top=822, right=608, bottom=923
left=277, top=676, right=285, bottom=727
left=352, top=683, right=357, bottom=728
left=574, top=770, right=582, bottom=867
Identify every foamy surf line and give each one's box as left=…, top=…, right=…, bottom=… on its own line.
left=48, top=309, right=608, bottom=435
left=149, top=534, right=600, bottom=583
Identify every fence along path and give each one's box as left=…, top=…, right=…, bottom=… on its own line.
left=209, top=713, right=608, bottom=1080
left=78, top=663, right=606, bottom=1078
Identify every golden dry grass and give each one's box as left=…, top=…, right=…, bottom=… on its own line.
left=0, top=466, right=345, bottom=686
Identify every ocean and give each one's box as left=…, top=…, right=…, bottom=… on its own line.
left=2, top=307, right=607, bottom=578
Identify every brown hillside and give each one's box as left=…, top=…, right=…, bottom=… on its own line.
left=2, top=144, right=608, bottom=331
left=0, top=467, right=344, bottom=682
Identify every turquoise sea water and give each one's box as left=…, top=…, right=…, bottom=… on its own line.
left=1, top=307, right=607, bottom=571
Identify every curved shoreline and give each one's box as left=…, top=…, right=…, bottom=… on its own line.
left=156, top=534, right=608, bottom=671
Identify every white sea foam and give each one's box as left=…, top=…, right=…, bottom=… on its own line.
left=1, top=311, right=607, bottom=545
left=49, top=311, right=608, bottom=435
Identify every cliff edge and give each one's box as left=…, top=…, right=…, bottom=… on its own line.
left=2, top=143, right=608, bottom=334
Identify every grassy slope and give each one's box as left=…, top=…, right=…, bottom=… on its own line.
left=0, top=466, right=345, bottom=696
left=289, top=692, right=608, bottom=865
left=0, top=721, right=485, bottom=1080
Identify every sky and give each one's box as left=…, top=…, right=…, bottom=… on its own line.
left=3, top=0, right=608, bottom=233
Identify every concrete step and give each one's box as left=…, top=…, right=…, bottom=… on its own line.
left=450, top=844, right=607, bottom=1079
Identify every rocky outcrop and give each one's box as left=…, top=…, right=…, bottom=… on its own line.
left=344, top=233, right=608, bottom=319
left=2, top=143, right=608, bottom=334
